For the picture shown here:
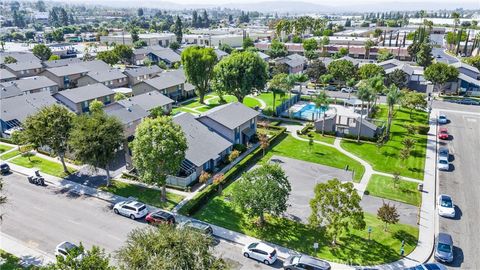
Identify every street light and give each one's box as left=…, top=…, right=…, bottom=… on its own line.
left=368, top=226, right=372, bottom=241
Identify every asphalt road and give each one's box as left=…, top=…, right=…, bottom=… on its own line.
left=0, top=173, right=282, bottom=270
left=436, top=107, right=480, bottom=269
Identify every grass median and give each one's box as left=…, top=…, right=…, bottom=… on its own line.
left=10, top=153, right=75, bottom=178
left=0, top=150, right=20, bottom=160
left=366, top=174, right=422, bottom=206
left=0, top=144, right=14, bottom=155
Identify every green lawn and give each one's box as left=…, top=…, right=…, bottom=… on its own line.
left=366, top=174, right=422, bottom=206
left=341, top=106, right=428, bottom=180
left=10, top=153, right=75, bottom=178
left=100, top=180, right=184, bottom=210
left=194, top=182, right=418, bottom=265
left=299, top=131, right=336, bottom=144
left=0, top=250, right=31, bottom=270
left=0, top=149, right=20, bottom=160
left=256, top=92, right=290, bottom=109
left=0, top=144, right=14, bottom=154
left=261, top=134, right=364, bottom=182
left=175, top=94, right=262, bottom=114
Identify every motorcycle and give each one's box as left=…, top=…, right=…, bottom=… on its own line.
left=27, top=170, right=45, bottom=186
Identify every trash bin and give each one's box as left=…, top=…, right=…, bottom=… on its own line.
left=417, top=183, right=423, bottom=191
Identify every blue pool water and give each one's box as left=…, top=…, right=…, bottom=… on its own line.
left=292, top=103, right=328, bottom=120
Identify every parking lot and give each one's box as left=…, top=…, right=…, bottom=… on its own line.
left=436, top=110, right=480, bottom=269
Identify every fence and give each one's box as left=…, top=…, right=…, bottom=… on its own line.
left=275, top=94, right=300, bottom=116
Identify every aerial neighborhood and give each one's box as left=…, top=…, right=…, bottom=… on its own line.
left=0, top=0, right=479, bottom=269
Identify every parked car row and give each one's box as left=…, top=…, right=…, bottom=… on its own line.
left=446, top=98, right=480, bottom=106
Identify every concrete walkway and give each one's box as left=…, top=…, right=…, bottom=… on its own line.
left=0, top=232, right=55, bottom=267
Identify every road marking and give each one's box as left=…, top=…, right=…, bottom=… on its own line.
left=439, top=109, right=480, bottom=116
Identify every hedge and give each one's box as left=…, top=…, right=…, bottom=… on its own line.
left=0, top=137, right=15, bottom=144
left=179, top=126, right=287, bottom=216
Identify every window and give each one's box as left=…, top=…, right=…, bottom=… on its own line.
left=105, top=95, right=111, bottom=104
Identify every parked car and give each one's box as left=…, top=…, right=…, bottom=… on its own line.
left=437, top=156, right=449, bottom=171
left=340, top=87, right=355, bottom=93
left=405, top=263, right=447, bottom=270
left=456, top=98, right=480, bottom=105
left=242, top=242, right=277, bottom=265
left=434, top=233, right=454, bottom=263
left=325, top=85, right=337, bottom=91
left=306, top=89, right=319, bottom=95
left=437, top=114, right=448, bottom=124
left=284, top=254, right=331, bottom=270
left=179, top=220, right=213, bottom=236
left=55, top=241, right=83, bottom=260
left=145, top=210, right=175, bottom=225
left=438, top=147, right=449, bottom=161
left=437, top=194, right=455, bottom=218
left=438, top=128, right=449, bottom=140
left=0, top=163, right=10, bottom=174
left=113, top=201, right=148, bottom=220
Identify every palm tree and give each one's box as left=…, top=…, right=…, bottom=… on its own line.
left=319, top=74, right=333, bottom=89
left=367, top=75, right=385, bottom=110
left=385, top=85, right=402, bottom=139
left=364, top=39, right=375, bottom=59
left=451, top=12, right=460, bottom=34
left=288, top=73, right=308, bottom=97
left=356, top=85, right=373, bottom=142
left=268, top=73, right=289, bottom=115
left=314, top=91, right=329, bottom=135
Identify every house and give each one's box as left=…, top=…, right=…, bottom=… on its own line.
left=0, top=83, right=23, bottom=99
left=104, top=103, right=149, bottom=138
left=450, top=62, right=480, bottom=95
left=4, top=61, right=44, bottom=78
left=276, top=54, right=307, bottom=74
left=198, top=102, right=259, bottom=145
left=100, top=33, right=176, bottom=47
left=117, top=91, right=174, bottom=114
left=0, top=69, right=16, bottom=82
left=171, top=112, right=233, bottom=186
left=132, top=47, right=151, bottom=65
left=124, top=66, right=163, bottom=87
left=0, top=92, right=59, bottom=136
left=314, top=114, right=381, bottom=138
left=54, top=83, right=115, bottom=114
left=377, top=59, right=427, bottom=91
left=75, top=60, right=112, bottom=72
left=77, top=69, right=128, bottom=88
left=132, top=69, right=195, bottom=100
left=42, top=58, right=82, bottom=68
left=41, top=65, right=89, bottom=90
left=146, top=48, right=181, bottom=67
left=1, top=52, right=40, bottom=65
left=0, top=76, right=58, bottom=95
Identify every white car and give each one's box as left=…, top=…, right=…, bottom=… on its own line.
left=437, top=114, right=448, bottom=124
left=437, top=156, right=449, bottom=171
left=113, top=200, right=148, bottom=220
left=437, top=194, right=455, bottom=218
left=406, top=262, right=447, bottom=270
left=242, top=242, right=277, bottom=265
left=55, top=241, right=83, bottom=260
left=341, top=87, right=355, bottom=93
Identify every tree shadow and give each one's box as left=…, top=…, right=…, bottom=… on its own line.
left=393, top=230, right=417, bottom=246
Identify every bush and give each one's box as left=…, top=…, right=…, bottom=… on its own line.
left=416, top=125, right=430, bottom=135
left=179, top=126, right=287, bottom=216
left=233, top=144, right=247, bottom=153
left=343, top=133, right=378, bottom=142
left=228, top=150, right=240, bottom=162
left=0, top=137, right=15, bottom=144
left=298, top=123, right=314, bottom=135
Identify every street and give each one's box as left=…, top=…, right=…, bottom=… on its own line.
left=0, top=173, right=281, bottom=269
left=435, top=105, right=480, bottom=269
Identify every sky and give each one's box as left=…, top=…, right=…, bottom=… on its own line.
left=67, top=0, right=479, bottom=5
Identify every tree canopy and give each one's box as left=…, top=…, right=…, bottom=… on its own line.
left=386, top=69, right=408, bottom=89
left=424, top=62, right=459, bottom=92
left=42, top=245, right=113, bottom=270
left=97, top=51, right=119, bottom=66
left=358, top=63, right=385, bottom=80
left=268, top=40, right=287, bottom=58
left=181, top=46, right=217, bottom=104
left=32, top=44, right=52, bottom=61
left=112, top=44, right=133, bottom=64
left=242, top=37, right=254, bottom=50
left=327, top=59, right=357, bottom=84
left=305, top=59, right=327, bottom=81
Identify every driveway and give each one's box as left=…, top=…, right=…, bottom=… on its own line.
left=268, top=155, right=352, bottom=223
left=360, top=195, right=419, bottom=226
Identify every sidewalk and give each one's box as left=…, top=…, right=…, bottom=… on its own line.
left=0, top=232, right=55, bottom=267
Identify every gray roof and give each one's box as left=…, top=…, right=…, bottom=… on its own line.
left=124, top=66, right=162, bottom=77
left=44, top=64, right=89, bottom=77
left=148, top=48, right=181, bottom=63
left=279, top=53, right=306, bottom=68
left=43, top=58, right=82, bottom=68
left=1, top=69, right=16, bottom=80
left=0, top=91, right=58, bottom=122
left=143, top=70, right=185, bottom=90
left=5, top=61, right=43, bottom=71
left=0, top=84, right=23, bottom=99
left=451, top=61, right=480, bottom=74
left=1, top=76, right=57, bottom=92
left=173, top=112, right=232, bottom=167
left=199, top=102, right=259, bottom=130
left=0, top=52, right=40, bottom=65
left=54, top=83, right=114, bottom=103
left=118, top=91, right=174, bottom=111
left=257, top=51, right=270, bottom=60
left=75, top=60, right=112, bottom=72
left=85, top=69, right=126, bottom=82
left=104, top=103, right=149, bottom=125
left=214, top=49, right=229, bottom=59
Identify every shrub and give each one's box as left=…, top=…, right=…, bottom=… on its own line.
left=228, top=150, right=240, bottom=163
left=199, top=171, right=211, bottom=184
left=416, top=125, right=430, bottom=135
left=233, top=144, right=247, bottom=153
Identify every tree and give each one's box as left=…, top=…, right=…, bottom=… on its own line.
left=130, top=117, right=187, bottom=202
left=464, top=56, right=480, bottom=70
left=242, top=37, right=254, bottom=50
left=114, top=92, right=127, bottom=101
left=327, top=59, right=356, bottom=85
left=302, top=38, right=318, bottom=60
left=219, top=43, right=233, bottom=54
left=364, top=39, right=375, bottom=59
left=96, top=51, right=119, bottom=66
left=32, top=44, right=52, bottom=61
left=181, top=46, right=217, bottom=104
left=69, top=111, right=124, bottom=187
left=258, top=132, right=269, bottom=156
left=314, top=91, right=329, bottom=135
left=377, top=48, right=394, bottom=62
left=169, top=41, right=180, bottom=51
left=89, top=100, right=104, bottom=114
left=48, top=55, right=60, bottom=61
left=137, top=8, right=144, bottom=17
left=212, top=51, right=268, bottom=103
left=424, top=62, right=459, bottom=93
left=385, top=85, right=402, bottom=139
left=131, top=28, right=139, bottom=43
left=377, top=201, right=400, bottom=231
left=213, top=173, right=225, bottom=194
left=231, top=164, right=291, bottom=226
left=358, top=63, right=385, bottom=80
left=268, top=40, right=287, bottom=58
left=22, top=105, right=75, bottom=174
left=228, top=149, right=240, bottom=163
left=3, top=56, right=17, bottom=64
left=133, top=40, right=147, bottom=49
left=356, top=84, right=373, bottom=142
left=386, top=69, right=408, bottom=88
left=401, top=91, right=427, bottom=117
left=392, top=171, right=401, bottom=188
left=117, top=226, right=226, bottom=270
left=36, top=0, right=46, bottom=12
left=199, top=171, right=211, bottom=184
left=173, top=16, right=183, bottom=44
left=42, top=245, right=114, bottom=270
left=268, top=73, right=290, bottom=114
left=309, top=178, right=365, bottom=245
left=113, top=44, right=133, bottom=64
left=319, top=74, right=333, bottom=88
left=416, top=43, right=433, bottom=67
left=305, top=59, right=327, bottom=82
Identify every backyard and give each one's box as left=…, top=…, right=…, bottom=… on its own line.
left=10, top=153, right=76, bottom=178
left=194, top=181, right=418, bottom=265
left=341, top=106, right=428, bottom=180
left=365, top=174, right=422, bottom=207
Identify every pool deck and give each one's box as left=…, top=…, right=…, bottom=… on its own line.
left=283, top=102, right=361, bottom=121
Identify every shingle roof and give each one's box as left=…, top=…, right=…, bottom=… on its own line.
left=85, top=69, right=126, bottom=82
left=104, top=103, right=149, bottom=125
left=148, top=48, right=181, bottom=63
left=173, top=112, right=232, bottom=167
left=5, top=61, right=43, bottom=71
left=44, top=64, right=89, bottom=77
left=0, top=69, right=16, bottom=80
left=0, top=84, right=23, bottom=99
left=54, top=83, right=114, bottom=103
left=43, top=58, right=82, bottom=68
left=1, top=76, right=57, bottom=92
left=75, top=60, right=112, bottom=72
left=451, top=62, right=480, bottom=74
left=143, top=70, right=185, bottom=90
left=199, top=102, right=259, bottom=130
left=0, top=52, right=40, bottom=64
left=124, top=66, right=162, bottom=77
left=118, top=91, right=174, bottom=111
left=0, top=92, right=58, bottom=122
left=278, top=53, right=306, bottom=68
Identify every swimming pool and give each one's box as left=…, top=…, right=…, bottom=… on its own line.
left=291, top=103, right=328, bottom=120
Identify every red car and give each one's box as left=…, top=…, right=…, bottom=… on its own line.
left=145, top=210, right=176, bottom=225
left=438, top=128, right=449, bottom=140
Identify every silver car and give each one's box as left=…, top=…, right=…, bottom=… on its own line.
left=284, top=255, right=331, bottom=270
left=438, top=147, right=449, bottom=161
left=434, top=233, right=454, bottom=263
left=437, top=156, right=449, bottom=171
